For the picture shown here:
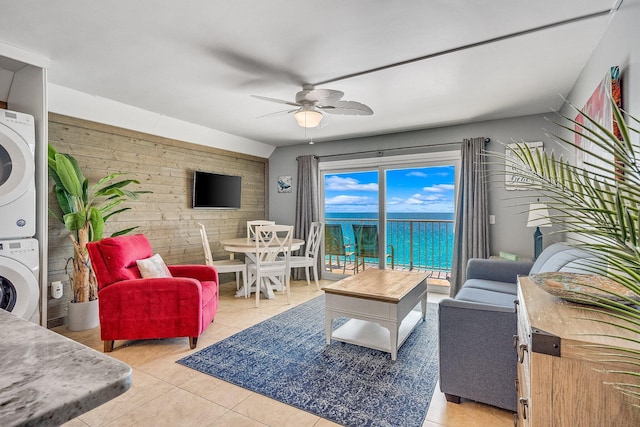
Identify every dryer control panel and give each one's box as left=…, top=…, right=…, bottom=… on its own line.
left=0, top=238, right=39, bottom=269
left=0, top=108, right=35, bottom=149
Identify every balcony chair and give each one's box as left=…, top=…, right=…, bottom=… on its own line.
left=246, top=224, right=293, bottom=307
left=86, top=233, right=219, bottom=352
left=351, top=224, right=395, bottom=273
left=199, top=223, right=248, bottom=297
left=324, top=224, right=354, bottom=273
left=289, top=221, right=324, bottom=289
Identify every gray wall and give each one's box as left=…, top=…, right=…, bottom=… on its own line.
left=555, top=0, right=640, bottom=244
left=269, top=113, right=566, bottom=260
left=564, top=0, right=640, bottom=119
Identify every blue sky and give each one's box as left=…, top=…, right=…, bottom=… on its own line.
left=324, top=165, right=455, bottom=213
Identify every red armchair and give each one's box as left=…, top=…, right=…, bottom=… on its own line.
left=87, top=234, right=219, bottom=352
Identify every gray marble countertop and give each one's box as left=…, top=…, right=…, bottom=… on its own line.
left=0, top=310, right=132, bottom=427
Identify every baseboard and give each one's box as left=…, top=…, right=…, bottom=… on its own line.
left=428, top=283, right=450, bottom=294
left=47, top=317, right=65, bottom=329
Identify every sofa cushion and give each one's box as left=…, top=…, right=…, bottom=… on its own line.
left=463, top=279, right=517, bottom=295
left=466, top=258, right=534, bottom=283
left=455, top=287, right=517, bottom=308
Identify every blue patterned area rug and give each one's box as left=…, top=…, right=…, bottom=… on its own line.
left=177, top=296, right=439, bottom=427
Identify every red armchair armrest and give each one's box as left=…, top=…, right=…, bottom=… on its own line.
left=168, top=264, right=218, bottom=283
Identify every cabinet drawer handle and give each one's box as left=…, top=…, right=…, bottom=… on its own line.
left=513, top=334, right=519, bottom=349
left=519, top=397, right=529, bottom=420
left=518, top=343, right=528, bottom=363
left=513, top=412, right=519, bottom=427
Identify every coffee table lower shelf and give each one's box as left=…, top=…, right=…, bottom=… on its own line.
left=330, top=308, right=424, bottom=356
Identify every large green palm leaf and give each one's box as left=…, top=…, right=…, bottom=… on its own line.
left=48, top=145, right=149, bottom=241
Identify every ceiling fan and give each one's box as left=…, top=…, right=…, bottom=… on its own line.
left=252, top=85, right=373, bottom=128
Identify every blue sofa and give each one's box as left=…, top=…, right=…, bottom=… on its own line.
left=438, top=243, right=594, bottom=411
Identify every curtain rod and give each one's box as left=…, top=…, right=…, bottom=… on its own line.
left=298, top=137, right=490, bottom=160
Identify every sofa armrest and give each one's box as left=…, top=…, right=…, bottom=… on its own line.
left=168, top=265, right=218, bottom=283
left=438, top=300, right=518, bottom=411
left=466, top=258, right=534, bottom=283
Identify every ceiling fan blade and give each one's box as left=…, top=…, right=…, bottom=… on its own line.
left=211, top=48, right=305, bottom=86
left=296, top=89, right=344, bottom=105
left=251, top=95, right=301, bottom=107
left=319, top=100, right=373, bottom=115
left=256, top=109, right=298, bottom=119
left=318, top=112, right=330, bottom=128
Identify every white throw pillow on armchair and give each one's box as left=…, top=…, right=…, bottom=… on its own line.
left=136, top=253, right=172, bottom=278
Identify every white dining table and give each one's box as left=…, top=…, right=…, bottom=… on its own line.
left=220, top=237, right=304, bottom=299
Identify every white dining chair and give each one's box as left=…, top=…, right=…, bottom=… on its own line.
left=247, top=224, right=293, bottom=307
left=198, top=223, right=248, bottom=297
left=289, top=222, right=324, bottom=290
left=246, top=220, right=275, bottom=239
left=245, top=220, right=276, bottom=275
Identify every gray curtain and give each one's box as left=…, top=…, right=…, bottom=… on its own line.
left=449, top=137, right=490, bottom=297
left=293, top=155, right=320, bottom=280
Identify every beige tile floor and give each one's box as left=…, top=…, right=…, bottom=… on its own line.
left=56, top=277, right=514, bottom=427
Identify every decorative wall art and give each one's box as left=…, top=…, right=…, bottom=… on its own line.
left=277, top=175, right=292, bottom=193
left=574, top=66, right=622, bottom=172
left=505, top=141, right=544, bottom=190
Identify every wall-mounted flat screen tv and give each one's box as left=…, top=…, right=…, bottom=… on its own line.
left=192, top=171, right=242, bottom=209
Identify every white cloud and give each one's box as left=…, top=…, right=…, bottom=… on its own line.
left=405, top=197, right=425, bottom=205
left=406, top=171, right=427, bottom=177
left=423, top=184, right=455, bottom=192
left=409, top=193, right=443, bottom=202
left=325, top=175, right=378, bottom=191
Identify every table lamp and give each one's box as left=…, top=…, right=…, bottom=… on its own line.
left=527, top=203, right=552, bottom=260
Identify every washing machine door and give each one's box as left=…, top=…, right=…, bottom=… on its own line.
left=0, top=124, right=34, bottom=207
left=0, top=257, right=38, bottom=320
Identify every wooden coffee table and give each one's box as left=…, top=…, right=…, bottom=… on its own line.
left=324, top=269, right=429, bottom=361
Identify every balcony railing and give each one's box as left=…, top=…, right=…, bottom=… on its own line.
left=324, top=217, right=454, bottom=274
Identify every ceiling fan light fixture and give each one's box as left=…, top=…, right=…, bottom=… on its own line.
left=294, top=109, right=323, bottom=128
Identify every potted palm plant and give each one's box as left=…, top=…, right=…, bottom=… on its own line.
left=499, top=98, right=640, bottom=404
left=48, top=144, right=150, bottom=330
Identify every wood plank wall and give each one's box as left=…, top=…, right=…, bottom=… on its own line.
left=47, top=113, right=269, bottom=327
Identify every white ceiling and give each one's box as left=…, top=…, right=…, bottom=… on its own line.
left=0, top=1, right=621, bottom=147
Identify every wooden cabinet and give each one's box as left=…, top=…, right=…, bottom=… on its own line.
left=516, top=276, right=640, bottom=426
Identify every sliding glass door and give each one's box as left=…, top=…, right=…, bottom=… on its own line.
left=384, top=165, right=456, bottom=275
left=320, top=152, right=459, bottom=279
left=323, top=170, right=379, bottom=275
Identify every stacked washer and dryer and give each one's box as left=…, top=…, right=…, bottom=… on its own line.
left=0, top=108, right=39, bottom=323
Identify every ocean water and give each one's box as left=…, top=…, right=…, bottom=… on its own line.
left=325, top=212, right=454, bottom=270
left=326, top=212, right=454, bottom=220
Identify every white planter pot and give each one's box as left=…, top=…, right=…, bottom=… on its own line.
left=67, top=299, right=99, bottom=331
